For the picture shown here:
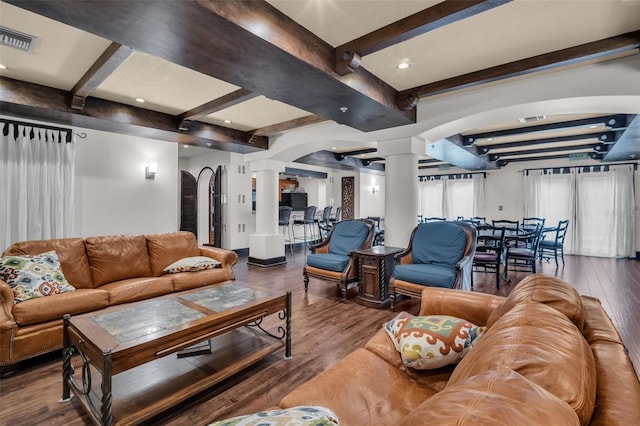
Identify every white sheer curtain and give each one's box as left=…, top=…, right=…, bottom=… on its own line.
left=575, top=165, right=635, bottom=257
left=420, top=174, right=485, bottom=220
left=524, top=168, right=576, bottom=253
left=445, top=174, right=485, bottom=219
left=0, top=122, right=75, bottom=250
left=419, top=178, right=444, bottom=220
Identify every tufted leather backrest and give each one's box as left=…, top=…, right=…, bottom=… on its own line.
left=146, top=231, right=200, bottom=276
left=84, top=234, right=152, bottom=287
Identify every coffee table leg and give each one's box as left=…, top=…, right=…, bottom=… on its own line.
left=61, top=314, right=72, bottom=402
left=285, top=291, right=292, bottom=359
left=101, top=349, right=113, bottom=426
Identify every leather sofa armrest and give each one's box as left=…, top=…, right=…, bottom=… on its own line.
left=199, top=246, right=238, bottom=268
left=0, top=279, right=16, bottom=325
left=418, top=287, right=505, bottom=326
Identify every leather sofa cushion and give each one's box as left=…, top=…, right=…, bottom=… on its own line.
left=85, top=235, right=152, bottom=286
left=146, top=231, right=200, bottom=277
left=328, top=221, right=370, bottom=256
left=400, top=367, right=580, bottom=426
left=394, top=264, right=456, bottom=288
left=306, top=254, right=349, bottom=272
left=99, top=276, right=174, bottom=305
left=485, top=274, right=585, bottom=330
left=12, top=289, right=109, bottom=326
left=279, top=348, right=435, bottom=425
left=448, top=301, right=596, bottom=425
left=411, top=222, right=466, bottom=267
left=172, top=268, right=234, bottom=292
left=2, top=238, right=93, bottom=289
left=580, top=296, right=624, bottom=345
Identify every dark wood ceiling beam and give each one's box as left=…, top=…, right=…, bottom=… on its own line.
left=497, top=152, right=603, bottom=167
left=475, top=131, right=617, bottom=154
left=5, top=1, right=413, bottom=132
left=69, top=42, right=134, bottom=110
left=251, top=114, right=326, bottom=137
left=489, top=143, right=605, bottom=160
left=0, top=77, right=267, bottom=153
left=177, top=88, right=258, bottom=131
left=399, top=31, right=640, bottom=105
left=335, top=0, right=512, bottom=75
left=463, top=115, right=627, bottom=145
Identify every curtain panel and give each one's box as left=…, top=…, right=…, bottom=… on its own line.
left=0, top=122, right=76, bottom=251
left=419, top=174, right=485, bottom=221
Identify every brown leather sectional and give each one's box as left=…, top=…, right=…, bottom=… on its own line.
left=278, top=274, right=640, bottom=425
left=0, top=231, right=238, bottom=374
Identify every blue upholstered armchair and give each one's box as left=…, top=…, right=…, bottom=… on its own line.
left=389, top=221, right=476, bottom=310
left=303, top=219, right=375, bottom=303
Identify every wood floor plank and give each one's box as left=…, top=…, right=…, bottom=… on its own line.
left=0, top=251, right=638, bottom=426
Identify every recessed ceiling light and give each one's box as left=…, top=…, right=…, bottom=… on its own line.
left=487, top=138, right=493, bottom=141
left=182, top=144, right=190, bottom=148
left=397, top=61, right=410, bottom=70
left=339, top=106, right=348, bottom=113
left=0, top=64, right=7, bottom=70
left=331, top=147, right=337, bottom=150
left=224, top=119, right=232, bottom=124
left=135, top=98, right=145, bottom=103
left=589, top=125, right=599, bottom=129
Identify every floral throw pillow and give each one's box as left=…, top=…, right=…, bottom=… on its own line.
left=163, top=256, right=221, bottom=274
left=209, top=406, right=340, bottom=426
left=0, top=251, right=76, bottom=303
left=384, top=315, right=485, bottom=370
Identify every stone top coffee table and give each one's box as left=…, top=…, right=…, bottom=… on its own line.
left=61, top=281, right=291, bottom=426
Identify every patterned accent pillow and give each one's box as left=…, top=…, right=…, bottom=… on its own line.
left=384, top=315, right=485, bottom=370
left=0, top=251, right=76, bottom=303
left=162, top=256, right=221, bottom=274
left=209, top=406, right=340, bottom=426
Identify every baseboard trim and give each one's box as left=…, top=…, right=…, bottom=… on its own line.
left=247, top=256, right=287, bottom=267
left=636, top=251, right=640, bottom=260
left=233, top=248, right=249, bottom=256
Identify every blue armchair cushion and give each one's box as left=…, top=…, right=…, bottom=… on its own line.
left=328, top=221, right=370, bottom=256
left=411, top=222, right=467, bottom=267
left=306, top=253, right=350, bottom=272
left=394, top=264, right=457, bottom=289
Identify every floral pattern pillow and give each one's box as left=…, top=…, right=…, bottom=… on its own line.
left=163, top=256, right=221, bottom=274
left=0, top=251, right=76, bottom=303
left=209, top=406, right=340, bottom=426
left=384, top=315, right=485, bottom=370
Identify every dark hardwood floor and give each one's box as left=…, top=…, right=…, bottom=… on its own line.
left=0, top=252, right=638, bottom=425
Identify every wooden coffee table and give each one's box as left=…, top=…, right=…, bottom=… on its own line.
left=60, top=281, right=291, bottom=426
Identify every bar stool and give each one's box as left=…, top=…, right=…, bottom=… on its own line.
left=317, top=206, right=332, bottom=238
left=279, top=206, right=294, bottom=255
left=293, top=205, right=317, bottom=252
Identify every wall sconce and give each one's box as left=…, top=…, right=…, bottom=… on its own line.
left=145, top=161, right=158, bottom=180
left=372, top=185, right=379, bottom=194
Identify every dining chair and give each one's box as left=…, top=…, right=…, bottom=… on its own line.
left=492, top=219, right=519, bottom=232
left=278, top=206, right=294, bottom=255
left=471, top=216, right=487, bottom=225
left=522, top=217, right=545, bottom=232
left=539, top=220, right=570, bottom=267
left=504, top=223, right=544, bottom=277
left=423, top=217, right=447, bottom=223
left=473, top=225, right=506, bottom=289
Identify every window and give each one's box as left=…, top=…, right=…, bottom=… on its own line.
left=419, top=174, right=485, bottom=221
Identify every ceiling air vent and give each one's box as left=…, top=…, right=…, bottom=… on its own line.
left=0, top=26, right=37, bottom=52
left=518, top=115, right=546, bottom=124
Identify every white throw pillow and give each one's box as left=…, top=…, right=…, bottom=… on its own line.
left=163, top=256, right=220, bottom=274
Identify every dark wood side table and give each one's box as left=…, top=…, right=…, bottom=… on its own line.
left=354, top=246, right=404, bottom=309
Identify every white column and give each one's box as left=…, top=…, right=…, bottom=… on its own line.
left=378, top=137, right=424, bottom=248
left=248, top=159, right=286, bottom=266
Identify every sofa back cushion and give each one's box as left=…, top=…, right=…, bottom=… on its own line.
left=400, top=367, right=580, bottom=426
left=411, top=222, right=466, bottom=267
left=146, top=231, right=200, bottom=276
left=2, top=238, right=93, bottom=289
left=485, top=274, right=585, bottom=330
left=448, top=302, right=596, bottom=425
left=85, top=235, right=152, bottom=286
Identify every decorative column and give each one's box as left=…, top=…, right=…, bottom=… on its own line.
left=248, top=159, right=286, bottom=267
left=377, top=137, right=423, bottom=248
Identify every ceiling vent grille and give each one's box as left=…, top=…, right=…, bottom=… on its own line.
left=518, top=115, right=546, bottom=124
left=0, top=26, right=37, bottom=52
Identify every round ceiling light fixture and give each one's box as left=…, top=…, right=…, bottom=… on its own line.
left=397, top=61, right=410, bottom=70
left=224, top=119, right=232, bottom=124
left=135, top=97, right=146, bottom=103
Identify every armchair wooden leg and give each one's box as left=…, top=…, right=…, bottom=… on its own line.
left=341, top=285, right=348, bottom=303
left=304, top=274, right=309, bottom=293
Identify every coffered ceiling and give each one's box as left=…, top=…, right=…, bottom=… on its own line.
left=1, top=0, right=639, bottom=170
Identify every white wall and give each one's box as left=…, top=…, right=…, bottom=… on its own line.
left=74, top=128, right=179, bottom=237
left=359, top=172, right=385, bottom=219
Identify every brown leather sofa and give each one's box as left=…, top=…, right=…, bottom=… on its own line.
left=277, top=274, right=640, bottom=425
left=0, top=231, right=238, bottom=375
